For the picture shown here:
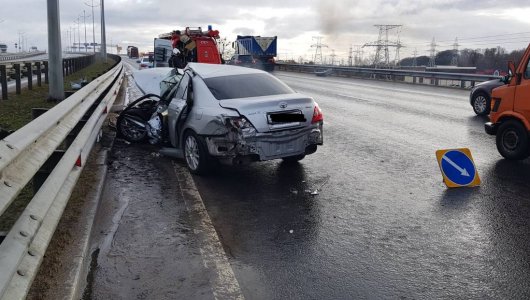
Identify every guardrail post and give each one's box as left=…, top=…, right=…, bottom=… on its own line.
left=36, top=62, right=42, bottom=87
left=460, top=80, right=465, bottom=88
left=470, top=80, right=475, bottom=87
left=14, top=64, right=21, bottom=94
left=25, top=62, right=33, bottom=90
left=44, top=61, right=49, bottom=84
left=0, top=65, right=7, bottom=100
left=434, top=79, right=439, bottom=86
left=413, top=76, right=417, bottom=84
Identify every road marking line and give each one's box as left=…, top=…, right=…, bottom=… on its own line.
left=172, top=162, right=244, bottom=300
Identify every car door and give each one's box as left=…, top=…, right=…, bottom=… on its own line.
left=168, top=73, right=190, bottom=147
left=513, top=59, right=530, bottom=121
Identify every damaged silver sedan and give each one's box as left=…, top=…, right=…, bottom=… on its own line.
left=118, top=63, right=323, bottom=174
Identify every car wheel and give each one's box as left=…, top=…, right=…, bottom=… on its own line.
left=282, top=154, right=306, bottom=163
left=472, top=92, right=490, bottom=116
left=117, top=110, right=148, bottom=143
left=496, top=120, right=530, bottom=160
left=183, top=130, right=211, bottom=175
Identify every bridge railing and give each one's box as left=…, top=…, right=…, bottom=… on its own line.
left=0, top=52, right=47, bottom=62
left=275, top=63, right=501, bottom=88
left=0, top=54, right=123, bottom=299
left=0, top=54, right=96, bottom=100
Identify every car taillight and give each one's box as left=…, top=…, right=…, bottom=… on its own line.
left=311, top=103, right=323, bottom=124
left=227, top=117, right=257, bottom=137
left=140, top=63, right=147, bottom=67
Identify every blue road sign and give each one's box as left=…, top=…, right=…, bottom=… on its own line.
left=440, top=150, right=476, bottom=186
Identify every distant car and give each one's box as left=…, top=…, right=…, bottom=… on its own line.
left=138, top=57, right=153, bottom=70
left=470, top=76, right=508, bottom=116
left=227, top=54, right=259, bottom=68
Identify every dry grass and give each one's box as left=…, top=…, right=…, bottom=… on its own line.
left=0, top=56, right=117, bottom=231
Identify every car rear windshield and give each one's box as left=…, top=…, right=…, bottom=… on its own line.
left=204, top=73, right=294, bottom=100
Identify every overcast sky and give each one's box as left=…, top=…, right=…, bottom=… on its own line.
left=1, top=0, right=530, bottom=62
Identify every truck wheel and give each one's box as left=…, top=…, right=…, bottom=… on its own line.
left=496, top=120, right=530, bottom=160
left=183, top=130, right=212, bottom=175
left=472, top=92, right=490, bottom=116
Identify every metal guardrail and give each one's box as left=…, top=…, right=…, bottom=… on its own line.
left=0, top=55, right=124, bottom=299
left=0, top=55, right=96, bottom=100
left=0, top=52, right=47, bottom=62
left=275, top=63, right=501, bottom=88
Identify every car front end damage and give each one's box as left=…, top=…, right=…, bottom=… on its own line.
left=203, top=116, right=323, bottom=164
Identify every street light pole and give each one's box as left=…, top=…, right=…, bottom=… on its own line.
left=100, top=0, right=107, bottom=59
left=47, top=0, right=64, bottom=101
left=85, top=0, right=99, bottom=53
left=82, top=10, right=90, bottom=53
left=75, top=17, right=81, bottom=52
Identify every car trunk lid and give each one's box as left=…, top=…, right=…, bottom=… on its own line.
left=218, top=93, right=315, bottom=133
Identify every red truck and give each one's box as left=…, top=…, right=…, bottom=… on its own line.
left=156, top=26, right=222, bottom=67
left=485, top=43, right=530, bottom=160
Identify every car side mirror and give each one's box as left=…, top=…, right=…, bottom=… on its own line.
left=508, top=61, right=519, bottom=85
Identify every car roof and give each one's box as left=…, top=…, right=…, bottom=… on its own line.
left=187, top=63, right=265, bottom=79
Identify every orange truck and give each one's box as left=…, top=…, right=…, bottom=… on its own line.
left=485, top=43, right=530, bottom=160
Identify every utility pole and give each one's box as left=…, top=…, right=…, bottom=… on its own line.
left=85, top=0, right=99, bottom=53
left=100, top=0, right=107, bottom=59
left=348, top=45, right=353, bottom=66
left=310, top=36, right=328, bottom=65
left=47, top=0, right=64, bottom=101
left=81, top=10, right=91, bottom=53
left=74, top=17, right=81, bottom=52
left=451, top=37, right=459, bottom=66
left=428, top=37, right=437, bottom=68
left=353, top=46, right=363, bottom=66
left=363, top=24, right=403, bottom=68
left=330, top=49, right=337, bottom=65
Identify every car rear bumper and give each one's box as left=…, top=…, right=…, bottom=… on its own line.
left=485, top=122, right=497, bottom=135
left=205, top=123, right=323, bottom=161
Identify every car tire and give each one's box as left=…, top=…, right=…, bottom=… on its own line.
left=472, top=92, right=490, bottom=116
left=496, top=120, right=530, bottom=160
left=116, top=109, right=148, bottom=143
left=282, top=154, right=306, bottom=163
left=183, top=130, right=212, bottom=175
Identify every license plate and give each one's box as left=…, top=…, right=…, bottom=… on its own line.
left=267, top=110, right=306, bottom=124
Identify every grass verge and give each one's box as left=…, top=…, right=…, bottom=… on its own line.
left=0, top=56, right=117, bottom=232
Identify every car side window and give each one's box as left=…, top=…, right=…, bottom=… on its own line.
left=174, top=74, right=190, bottom=99
left=525, top=61, right=530, bottom=79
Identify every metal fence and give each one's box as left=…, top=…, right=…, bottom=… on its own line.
left=0, top=54, right=123, bottom=299
left=0, top=55, right=96, bottom=100
left=275, top=63, right=501, bottom=88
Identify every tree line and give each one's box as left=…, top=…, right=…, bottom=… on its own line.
left=400, top=47, right=526, bottom=72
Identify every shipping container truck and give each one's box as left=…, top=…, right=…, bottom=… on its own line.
left=233, top=35, right=277, bottom=71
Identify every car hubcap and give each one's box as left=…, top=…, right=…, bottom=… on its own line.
left=503, top=129, right=519, bottom=151
left=185, top=136, right=200, bottom=170
left=474, top=95, right=487, bottom=113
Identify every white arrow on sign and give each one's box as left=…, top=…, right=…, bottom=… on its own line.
left=442, top=155, right=470, bottom=177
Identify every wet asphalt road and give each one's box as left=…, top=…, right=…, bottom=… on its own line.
left=190, top=72, right=530, bottom=299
